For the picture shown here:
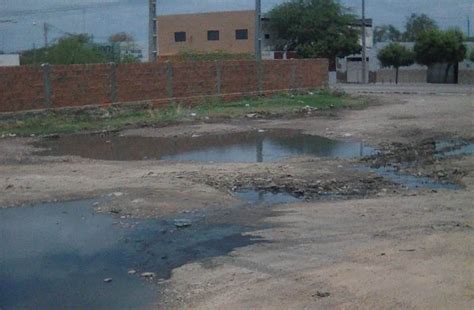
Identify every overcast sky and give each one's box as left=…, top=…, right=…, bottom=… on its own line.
left=0, top=0, right=472, bottom=54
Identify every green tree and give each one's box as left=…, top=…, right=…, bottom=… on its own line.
left=414, top=29, right=467, bottom=82
left=403, top=14, right=438, bottom=41
left=374, top=24, right=402, bottom=43
left=377, top=43, right=415, bottom=84
left=267, top=0, right=361, bottom=59
left=21, top=34, right=107, bottom=65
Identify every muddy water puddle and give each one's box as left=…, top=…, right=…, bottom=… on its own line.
left=0, top=199, right=267, bottom=309
left=34, top=129, right=376, bottom=162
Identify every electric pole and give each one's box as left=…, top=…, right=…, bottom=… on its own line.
left=255, top=0, right=262, bottom=62
left=361, top=0, right=367, bottom=84
left=149, top=0, right=157, bottom=62
left=43, top=22, right=49, bottom=48
left=468, top=16, right=471, bottom=38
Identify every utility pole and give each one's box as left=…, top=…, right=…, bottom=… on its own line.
left=468, top=16, right=471, bottom=38
left=255, top=0, right=262, bottom=62
left=43, top=22, right=49, bottom=48
left=149, top=0, right=157, bottom=62
left=361, top=0, right=367, bottom=84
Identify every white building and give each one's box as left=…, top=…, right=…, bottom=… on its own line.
left=0, top=54, right=20, bottom=67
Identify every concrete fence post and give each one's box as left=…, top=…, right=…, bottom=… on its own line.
left=42, top=63, right=52, bottom=109
left=215, top=61, right=222, bottom=96
left=290, top=61, right=297, bottom=91
left=166, top=61, right=174, bottom=99
left=257, top=61, right=263, bottom=95
left=109, top=62, right=118, bottom=103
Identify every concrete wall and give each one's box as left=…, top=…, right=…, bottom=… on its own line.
left=0, top=59, right=328, bottom=113
left=157, top=10, right=256, bottom=56
left=0, top=54, right=20, bottom=67
left=376, top=68, right=427, bottom=84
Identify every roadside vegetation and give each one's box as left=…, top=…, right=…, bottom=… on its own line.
left=0, top=91, right=366, bottom=136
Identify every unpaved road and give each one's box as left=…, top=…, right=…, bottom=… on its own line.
left=0, top=86, right=473, bottom=309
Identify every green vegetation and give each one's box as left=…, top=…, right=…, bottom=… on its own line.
left=374, top=24, right=402, bottom=43
left=0, top=92, right=366, bottom=136
left=267, top=0, right=361, bottom=59
left=403, top=14, right=438, bottom=41
left=414, top=29, right=467, bottom=82
left=21, top=33, right=140, bottom=65
left=377, top=43, right=415, bottom=84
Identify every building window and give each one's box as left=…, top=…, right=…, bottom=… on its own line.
left=264, top=34, right=270, bottom=40
left=207, top=30, right=220, bottom=41
left=174, top=32, right=186, bottom=42
left=235, top=29, right=248, bottom=40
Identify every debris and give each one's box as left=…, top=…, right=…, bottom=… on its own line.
left=190, top=113, right=197, bottom=117
left=314, top=291, right=330, bottom=298
left=128, top=270, right=137, bottom=275
left=109, top=192, right=124, bottom=197
left=140, top=272, right=156, bottom=278
left=110, top=209, right=121, bottom=214
left=399, top=249, right=416, bottom=252
left=343, top=133, right=353, bottom=138
left=174, top=219, right=192, bottom=228
left=5, top=184, right=14, bottom=190
left=132, top=199, right=145, bottom=204
left=103, top=278, right=113, bottom=283
left=257, top=129, right=265, bottom=133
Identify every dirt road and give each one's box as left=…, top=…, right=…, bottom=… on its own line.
left=1, top=86, right=473, bottom=309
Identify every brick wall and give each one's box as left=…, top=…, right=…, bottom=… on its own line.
left=0, top=59, right=328, bottom=113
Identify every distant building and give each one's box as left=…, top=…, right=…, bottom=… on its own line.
left=157, top=10, right=256, bottom=57
left=156, top=10, right=286, bottom=59
left=0, top=54, right=20, bottom=67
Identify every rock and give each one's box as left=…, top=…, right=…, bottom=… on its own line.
left=245, top=104, right=250, bottom=107
left=174, top=219, right=192, bottom=228
left=103, top=278, right=113, bottom=283
left=257, top=129, right=265, bottom=133
left=343, top=133, right=353, bottom=138
left=5, top=184, right=14, bottom=190
left=314, top=291, right=330, bottom=298
left=132, top=199, right=145, bottom=204
left=140, top=272, right=156, bottom=278
left=246, top=113, right=258, bottom=119
left=191, top=134, right=201, bottom=138
left=190, top=113, right=197, bottom=117
left=109, top=192, right=124, bottom=197
left=128, top=270, right=137, bottom=275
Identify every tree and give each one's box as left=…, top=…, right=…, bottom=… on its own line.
left=21, top=34, right=107, bottom=65
left=377, top=43, right=415, bottom=84
left=414, top=29, right=467, bottom=82
left=374, top=24, right=402, bottom=43
left=403, top=14, right=438, bottom=41
left=108, top=32, right=134, bottom=44
left=267, top=0, right=361, bottom=59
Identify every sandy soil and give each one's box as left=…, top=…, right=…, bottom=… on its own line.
left=0, top=86, right=473, bottom=308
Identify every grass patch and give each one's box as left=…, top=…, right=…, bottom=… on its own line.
left=0, top=90, right=367, bottom=136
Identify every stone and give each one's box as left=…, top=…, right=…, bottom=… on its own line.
left=140, top=272, right=156, bottom=278
left=174, top=219, right=192, bottom=228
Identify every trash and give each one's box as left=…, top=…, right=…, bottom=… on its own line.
left=174, top=219, right=192, bottom=228
left=314, top=291, right=330, bottom=298
left=190, top=113, right=197, bottom=117
left=109, top=192, right=124, bottom=197
left=128, top=270, right=137, bottom=275
left=103, top=278, right=113, bottom=283
left=140, top=272, right=156, bottom=278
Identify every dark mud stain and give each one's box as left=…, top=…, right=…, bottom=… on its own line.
left=33, top=129, right=375, bottom=162
left=359, top=166, right=462, bottom=190
left=0, top=199, right=269, bottom=309
left=435, top=140, right=474, bottom=158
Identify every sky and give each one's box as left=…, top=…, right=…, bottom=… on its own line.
left=0, top=0, right=472, bottom=55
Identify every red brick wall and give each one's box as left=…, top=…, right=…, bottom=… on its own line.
left=0, top=59, right=328, bottom=113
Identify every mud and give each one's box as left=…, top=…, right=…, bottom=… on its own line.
left=1, top=87, right=473, bottom=309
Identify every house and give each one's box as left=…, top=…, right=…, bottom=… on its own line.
left=157, top=10, right=257, bottom=57
left=156, top=10, right=286, bottom=59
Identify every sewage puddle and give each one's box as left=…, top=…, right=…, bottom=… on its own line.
left=0, top=199, right=267, bottom=309
left=34, top=129, right=376, bottom=162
